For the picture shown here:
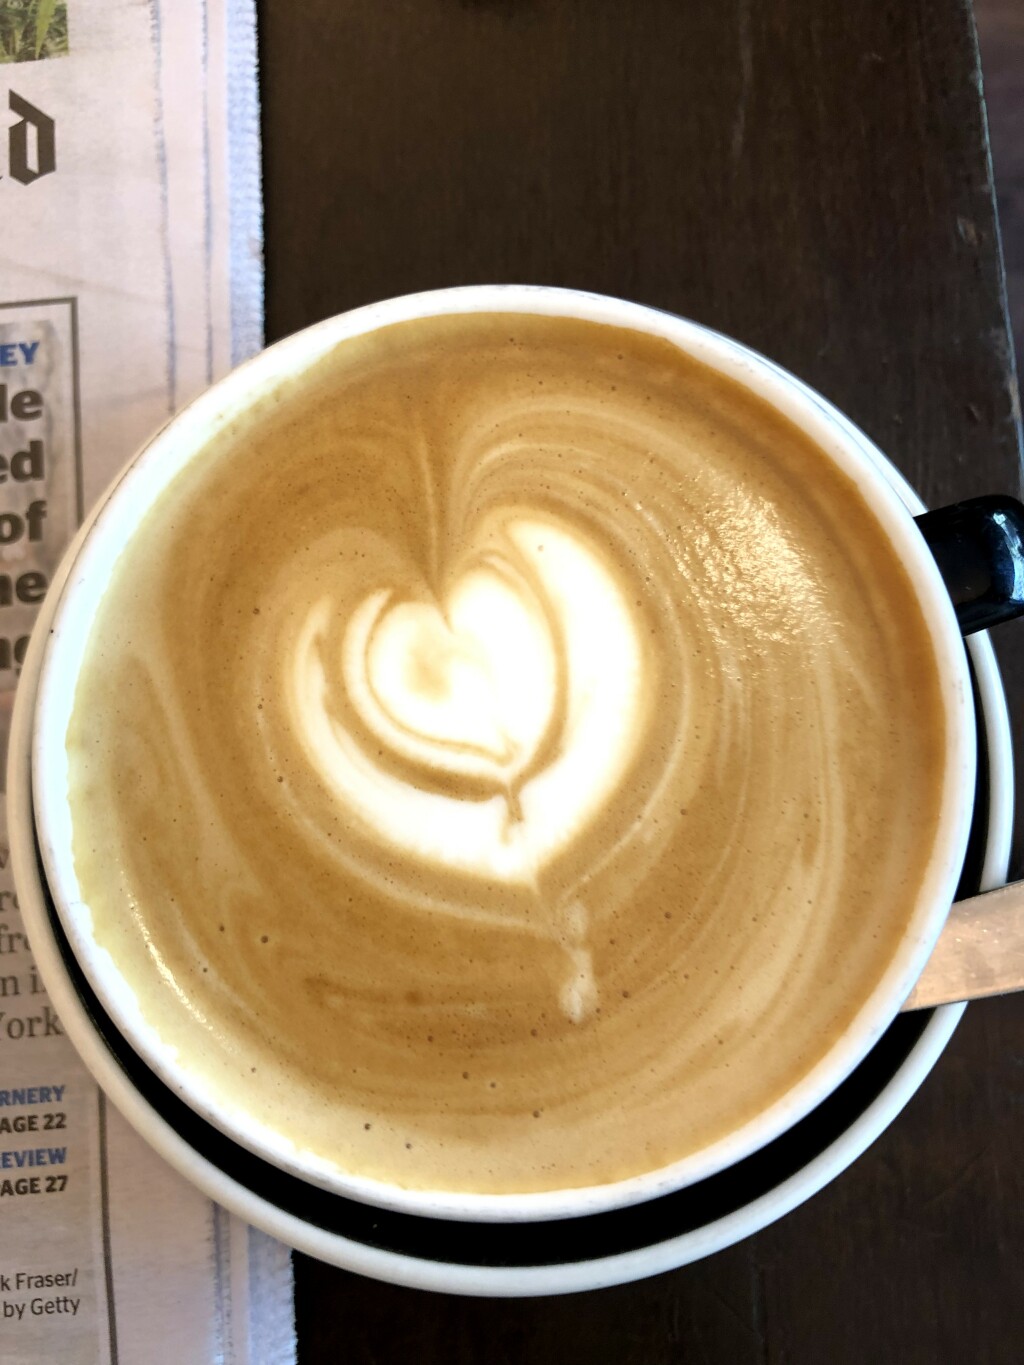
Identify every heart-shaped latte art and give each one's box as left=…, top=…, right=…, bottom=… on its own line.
left=289, top=513, right=648, bottom=889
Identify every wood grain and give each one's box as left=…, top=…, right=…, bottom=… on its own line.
left=976, top=0, right=1024, bottom=374
left=256, top=1, right=1024, bottom=1359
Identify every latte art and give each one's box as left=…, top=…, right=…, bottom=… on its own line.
left=66, top=313, right=946, bottom=1196
left=288, top=509, right=648, bottom=1017
left=295, top=511, right=646, bottom=884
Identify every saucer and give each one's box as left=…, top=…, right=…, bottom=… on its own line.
left=9, top=514, right=1013, bottom=1298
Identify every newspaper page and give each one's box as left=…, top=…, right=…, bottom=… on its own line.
left=0, top=3, right=296, bottom=1362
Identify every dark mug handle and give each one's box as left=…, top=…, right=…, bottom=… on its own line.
left=915, top=495, right=1024, bottom=636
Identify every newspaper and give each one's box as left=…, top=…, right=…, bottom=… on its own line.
left=0, top=3, right=296, bottom=1361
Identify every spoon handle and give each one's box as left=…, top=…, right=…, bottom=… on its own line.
left=902, top=880, right=1024, bottom=1009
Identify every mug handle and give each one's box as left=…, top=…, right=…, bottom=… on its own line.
left=915, top=494, right=1024, bottom=635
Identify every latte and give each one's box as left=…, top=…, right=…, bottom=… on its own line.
left=65, top=312, right=946, bottom=1195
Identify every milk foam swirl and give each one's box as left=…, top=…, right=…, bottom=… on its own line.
left=67, top=314, right=946, bottom=1195
left=293, top=514, right=644, bottom=884
left=226, top=386, right=832, bottom=1021
left=254, top=411, right=674, bottom=1019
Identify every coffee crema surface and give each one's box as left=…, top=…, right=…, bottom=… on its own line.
left=67, top=313, right=946, bottom=1194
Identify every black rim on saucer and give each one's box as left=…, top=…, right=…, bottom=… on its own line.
left=37, top=665, right=990, bottom=1270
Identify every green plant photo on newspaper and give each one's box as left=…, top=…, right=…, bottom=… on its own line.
left=0, top=0, right=68, bottom=63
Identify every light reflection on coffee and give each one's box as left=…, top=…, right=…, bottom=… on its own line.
left=66, top=313, right=945, bottom=1194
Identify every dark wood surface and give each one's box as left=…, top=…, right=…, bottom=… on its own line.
left=257, top=2, right=1024, bottom=1360
left=976, top=0, right=1024, bottom=372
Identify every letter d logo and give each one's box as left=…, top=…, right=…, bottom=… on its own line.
left=9, top=91, right=55, bottom=185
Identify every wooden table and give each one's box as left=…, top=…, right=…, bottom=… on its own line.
left=258, top=2, right=1024, bottom=1359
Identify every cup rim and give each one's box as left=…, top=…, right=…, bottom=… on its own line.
left=30, top=284, right=978, bottom=1222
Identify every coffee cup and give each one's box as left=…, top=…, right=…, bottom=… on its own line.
left=26, top=286, right=993, bottom=1222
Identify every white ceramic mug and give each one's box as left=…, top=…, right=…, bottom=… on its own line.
left=27, top=285, right=977, bottom=1223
